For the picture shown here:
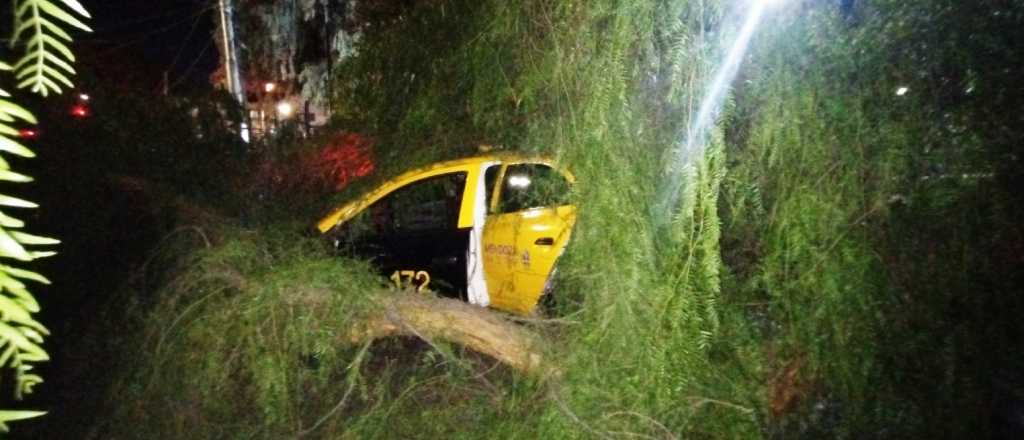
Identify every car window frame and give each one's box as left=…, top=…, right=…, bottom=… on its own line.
left=365, top=171, right=469, bottom=236
left=486, top=164, right=507, bottom=214
left=488, top=162, right=573, bottom=215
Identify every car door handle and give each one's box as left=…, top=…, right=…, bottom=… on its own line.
left=534, top=237, right=555, bottom=246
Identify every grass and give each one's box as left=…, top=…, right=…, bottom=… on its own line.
left=90, top=224, right=557, bottom=439
left=93, top=227, right=381, bottom=438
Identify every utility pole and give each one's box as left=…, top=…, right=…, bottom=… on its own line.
left=324, top=0, right=332, bottom=115
left=218, top=0, right=250, bottom=142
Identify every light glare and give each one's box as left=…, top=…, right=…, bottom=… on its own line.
left=657, top=0, right=773, bottom=222
left=896, top=86, right=909, bottom=96
left=276, top=101, right=294, bottom=118
left=508, top=175, right=531, bottom=188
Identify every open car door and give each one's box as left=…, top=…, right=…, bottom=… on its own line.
left=481, top=163, right=575, bottom=314
left=334, top=171, right=472, bottom=298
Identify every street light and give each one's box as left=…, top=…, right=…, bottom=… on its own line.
left=264, top=82, right=276, bottom=93
left=276, top=101, right=294, bottom=118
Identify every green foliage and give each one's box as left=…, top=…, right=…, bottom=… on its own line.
left=81, top=0, right=1023, bottom=438
left=9, top=0, right=91, bottom=96
left=88, top=0, right=760, bottom=436
left=325, top=0, right=1024, bottom=436
left=66, top=86, right=248, bottom=196
left=0, top=90, right=54, bottom=431
left=0, top=0, right=87, bottom=431
left=93, top=225, right=543, bottom=438
left=721, top=1, right=1024, bottom=436
left=331, top=0, right=761, bottom=437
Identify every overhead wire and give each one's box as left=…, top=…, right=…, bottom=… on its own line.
left=85, top=3, right=201, bottom=34
left=168, top=38, right=214, bottom=92
left=90, top=2, right=218, bottom=58
left=167, top=6, right=210, bottom=75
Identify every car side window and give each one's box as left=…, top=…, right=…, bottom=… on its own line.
left=342, top=172, right=467, bottom=242
left=496, top=164, right=570, bottom=214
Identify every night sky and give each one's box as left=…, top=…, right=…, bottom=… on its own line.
left=80, top=0, right=219, bottom=92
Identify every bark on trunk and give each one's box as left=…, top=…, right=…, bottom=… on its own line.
left=347, top=295, right=546, bottom=374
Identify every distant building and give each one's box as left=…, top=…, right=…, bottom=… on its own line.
left=211, top=0, right=361, bottom=138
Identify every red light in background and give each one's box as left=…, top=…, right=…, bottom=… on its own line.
left=70, top=105, right=90, bottom=118
left=314, top=133, right=376, bottom=190
left=18, top=128, right=38, bottom=139
left=252, top=132, right=376, bottom=198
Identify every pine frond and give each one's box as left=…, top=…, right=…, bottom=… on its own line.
left=10, top=0, right=91, bottom=96
left=0, top=410, right=46, bottom=433
left=0, top=79, right=64, bottom=427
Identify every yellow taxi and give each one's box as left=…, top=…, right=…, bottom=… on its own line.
left=316, top=154, right=576, bottom=315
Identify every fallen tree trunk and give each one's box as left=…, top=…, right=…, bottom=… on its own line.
left=209, top=266, right=549, bottom=375
left=102, top=181, right=549, bottom=375
left=347, top=294, right=547, bottom=374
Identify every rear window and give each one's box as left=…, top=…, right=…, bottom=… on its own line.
left=338, top=172, right=467, bottom=243
left=375, top=172, right=467, bottom=232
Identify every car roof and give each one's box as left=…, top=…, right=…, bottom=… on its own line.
left=316, top=153, right=570, bottom=233
left=393, top=152, right=562, bottom=172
